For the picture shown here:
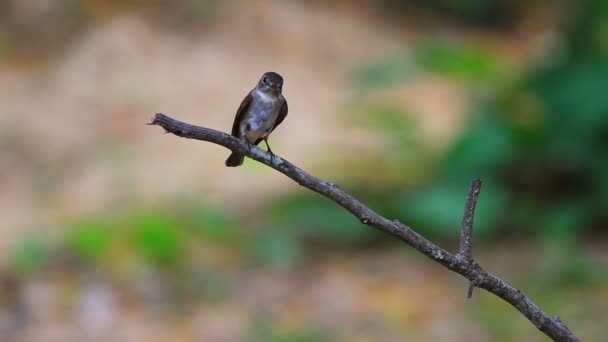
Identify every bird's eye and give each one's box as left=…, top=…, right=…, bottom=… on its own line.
left=262, top=77, right=267, bottom=83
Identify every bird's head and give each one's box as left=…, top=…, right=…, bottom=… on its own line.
left=257, top=71, right=284, bottom=95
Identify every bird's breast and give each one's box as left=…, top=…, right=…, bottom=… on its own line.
left=239, top=91, right=282, bottom=143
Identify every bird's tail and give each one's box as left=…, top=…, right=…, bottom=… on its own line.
left=225, top=152, right=244, bottom=167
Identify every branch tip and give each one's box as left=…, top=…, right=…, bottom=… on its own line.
left=467, top=282, right=475, bottom=299
left=147, top=112, right=162, bottom=126
left=458, top=178, right=482, bottom=261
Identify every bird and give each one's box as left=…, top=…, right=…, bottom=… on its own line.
left=225, top=71, right=288, bottom=167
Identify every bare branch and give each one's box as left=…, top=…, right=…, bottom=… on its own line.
left=459, top=179, right=482, bottom=298
left=459, top=178, right=482, bottom=260
left=149, top=113, right=580, bottom=342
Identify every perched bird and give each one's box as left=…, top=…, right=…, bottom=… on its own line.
left=225, top=71, right=288, bottom=167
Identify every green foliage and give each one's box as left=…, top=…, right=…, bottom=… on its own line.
left=341, top=103, right=433, bottom=185
left=246, top=229, right=301, bottom=269
left=10, top=237, right=49, bottom=274
left=415, top=41, right=506, bottom=82
left=352, top=105, right=416, bottom=139
left=348, top=1, right=608, bottom=240
left=353, top=41, right=505, bottom=89
left=353, top=52, right=417, bottom=89
left=440, top=107, right=516, bottom=177
left=185, top=203, right=239, bottom=246
left=381, top=0, right=519, bottom=27
left=248, top=317, right=332, bottom=342
left=129, top=211, right=184, bottom=267
left=67, top=219, right=113, bottom=263
left=404, top=181, right=508, bottom=239
left=263, top=192, right=385, bottom=246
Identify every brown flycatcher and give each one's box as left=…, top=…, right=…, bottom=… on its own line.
left=225, top=71, right=288, bottom=167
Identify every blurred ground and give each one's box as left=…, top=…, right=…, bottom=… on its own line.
left=0, top=1, right=606, bottom=341
left=1, top=1, right=411, bottom=245
left=4, top=243, right=606, bottom=342
left=1, top=0, right=552, bottom=246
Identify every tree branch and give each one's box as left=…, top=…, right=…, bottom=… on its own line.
left=148, top=112, right=579, bottom=342
left=459, top=178, right=482, bottom=298
left=459, top=178, right=481, bottom=260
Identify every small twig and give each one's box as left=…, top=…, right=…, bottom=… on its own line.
left=467, top=281, right=475, bottom=299
left=149, top=113, right=580, bottom=342
left=459, top=178, right=482, bottom=260
left=459, top=178, right=482, bottom=298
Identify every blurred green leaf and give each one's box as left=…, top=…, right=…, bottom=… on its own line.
left=265, top=192, right=381, bottom=245
left=351, top=52, right=418, bottom=89
left=188, top=204, right=238, bottom=245
left=346, top=2, right=608, bottom=242
left=67, top=220, right=113, bottom=263
left=439, top=109, right=514, bottom=178
left=247, top=230, right=301, bottom=269
left=10, top=237, right=49, bottom=274
left=350, top=104, right=417, bottom=142
left=383, top=0, right=517, bottom=26
left=415, top=41, right=506, bottom=82
left=404, top=180, right=507, bottom=239
left=541, top=204, right=587, bottom=244
left=248, top=316, right=331, bottom=342
left=351, top=40, right=506, bottom=88
left=129, top=212, right=184, bottom=267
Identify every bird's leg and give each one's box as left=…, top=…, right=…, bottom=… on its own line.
left=263, top=137, right=275, bottom=163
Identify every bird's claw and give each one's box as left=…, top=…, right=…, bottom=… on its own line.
left=263, top=138, right=276, bottom=163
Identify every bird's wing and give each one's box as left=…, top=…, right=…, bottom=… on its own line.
left=273, top=97, right=288, bottom=131
left=231, top=92, right=253, bottom=137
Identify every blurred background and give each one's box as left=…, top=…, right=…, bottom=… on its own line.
left=0, top=0, right=607, bottom=341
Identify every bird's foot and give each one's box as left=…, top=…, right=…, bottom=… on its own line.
left=263, top=138, right=275, bottom=163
